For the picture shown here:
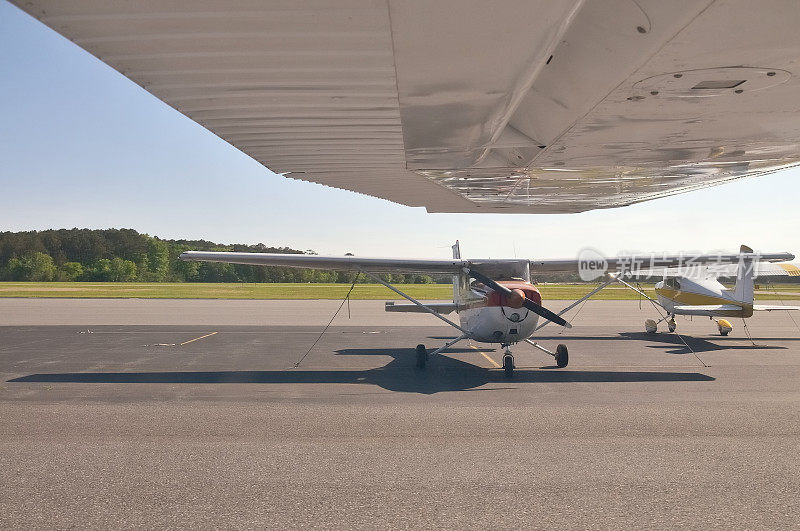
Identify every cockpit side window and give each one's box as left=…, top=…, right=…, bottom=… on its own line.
left=467, top=278, right=489, bottom=300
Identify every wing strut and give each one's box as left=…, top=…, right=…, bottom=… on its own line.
left=533, top=275, right=619, bottom=332
left=359, top=269, right=470, bottom=336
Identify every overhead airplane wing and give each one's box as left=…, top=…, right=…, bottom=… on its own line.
left=10, top=0, right=800, bottom=213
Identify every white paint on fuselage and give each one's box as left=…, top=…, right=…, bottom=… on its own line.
left=458, top=306, right=539, bottom=344
left=655, top=275, right=736, bottom=313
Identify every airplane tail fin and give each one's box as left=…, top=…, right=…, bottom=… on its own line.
left=452, top=240, right=461, bottom=260
left=732, top=244, right=755, bottom=304
left=452, top=240, right=463, bottom=304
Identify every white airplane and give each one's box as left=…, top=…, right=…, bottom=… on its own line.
left=10, top=1, right=800, bottom=214
left=618, top=246, right=800, bottom=336
left=180, top=244, right=795, bottom=376
left=11, top=3, right=800, bottom=368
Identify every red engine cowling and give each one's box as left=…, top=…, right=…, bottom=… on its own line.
left=486, top=282, right=541, bottom=307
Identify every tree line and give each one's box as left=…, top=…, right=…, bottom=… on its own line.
left=0, top=229, right=440, bottom=283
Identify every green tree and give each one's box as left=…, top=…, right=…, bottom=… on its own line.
left=145, top=237, right=170, bottom=281
left=90, top=258, right=138, bottom=282
left=197, top=262, right=239, bottom=282
left=174, top=259, right=200, bottom=282
left=59, top=262, right=84, bottom=281
left=7, top=252, right=57, bottom=281
left=0, top=228, right=315, bottom=283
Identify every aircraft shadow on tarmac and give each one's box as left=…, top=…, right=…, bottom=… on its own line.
left=616, top=332, right=789, bottom=354
left=531, top=333, right=793, bottom=355
left=9, top=346, right=715, bottom=394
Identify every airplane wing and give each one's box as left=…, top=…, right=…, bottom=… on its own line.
left=531, top=252, right=795, bottom=274
left=180, top=250, right=531, bottom=277
left=639, top=261, right=800, bottom=278
left=726, top=262, right=800, bottom=278
left=182, top=250, right=795, bottom=279
left=10, top=0, right=800, bottom=213
left=180, top=251, right=466, bottom=274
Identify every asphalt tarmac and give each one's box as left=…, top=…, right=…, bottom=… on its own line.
left=1, top=299, right=799, bottom=529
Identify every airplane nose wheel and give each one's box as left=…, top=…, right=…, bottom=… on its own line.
left=555, top=344, right=569, bottom=368
left=415, top=344, right=428, bottom=369
left=502, top=352, right=514, bottom=378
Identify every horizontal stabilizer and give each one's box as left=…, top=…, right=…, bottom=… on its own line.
left=384, top=302, right=457, bottom=314
left=672, top=304, right=745, bottom=316
left=753, top=304, right=800, bottom=311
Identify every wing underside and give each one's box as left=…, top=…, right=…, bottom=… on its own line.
left=13, top=0, right=800, bottom=212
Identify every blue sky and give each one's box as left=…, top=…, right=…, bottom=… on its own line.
left=1, top=1, right=798, bottom=260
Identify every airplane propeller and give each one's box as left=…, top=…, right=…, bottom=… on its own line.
left=467, top=269, right=572, bottom=328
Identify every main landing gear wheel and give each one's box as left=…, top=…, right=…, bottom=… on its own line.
left=667, top=319, right=677, bottom=333
left=555, top=344, right=569, bottom=368
left=415, top=344, right=428, bottom=369
left=503, top=353, right=514, bottom=378
left=644, top=319, right=658, bottom=334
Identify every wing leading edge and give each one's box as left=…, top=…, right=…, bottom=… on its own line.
left=179, top=251, right=467, bottom=274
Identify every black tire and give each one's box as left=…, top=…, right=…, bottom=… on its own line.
left=720, top=330, right=730, bottom=336
left=503, top=354, right=514, bottom=378
left=415, top=344, right=428, bottom=369
left=555, top=344, right=569, bottom=368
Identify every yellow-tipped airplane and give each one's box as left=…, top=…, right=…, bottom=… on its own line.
left=628, top=246, right=800, bottom=336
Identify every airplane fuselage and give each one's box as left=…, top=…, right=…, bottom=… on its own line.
left=655, top=276, right=752, bottom=318
left=457, top=281, right=541, bottom=344
left=459, top=306, right=540, bottom=344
